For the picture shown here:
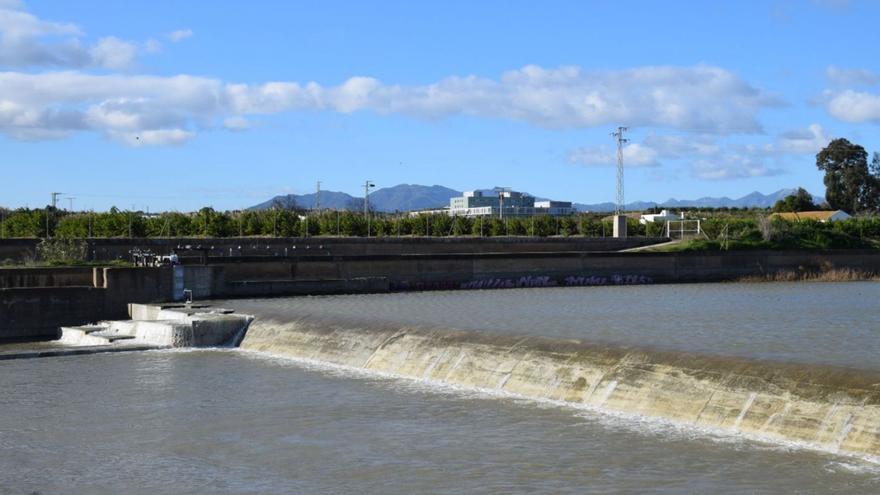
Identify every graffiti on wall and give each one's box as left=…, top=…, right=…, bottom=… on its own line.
left=391, top=274, right=653, bottom=292
left=390, top=280, right=460, bottom=291
left=562, top=274, right=653, bottom=286
left=460, top=275, right=556, bottom=290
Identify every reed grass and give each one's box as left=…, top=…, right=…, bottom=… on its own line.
left=737, top=267, right=879, bottom=283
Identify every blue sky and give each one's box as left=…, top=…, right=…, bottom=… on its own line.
left=2, top=0, right=879, bottom=211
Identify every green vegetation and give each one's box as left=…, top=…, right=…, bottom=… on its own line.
left=655, top=216, right=880, bottom=252
left=0, top=206, right=662, bottom=239
left=2, top=138, right=879, bottom=252
left=1, top=204, right=877, bottom=252
left=771, top=187, right=817, bottom=213
left=816, top=138, right=880, bottom=213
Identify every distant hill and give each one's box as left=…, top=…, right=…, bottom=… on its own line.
left=575, top=189, right=824, bottom=212
left=249, top=184, right=461, bottom=212
left=249, top=190, right=357, bottom=211
left=367, top=184, right=461, bottom=212
left=251, top=186, right=822, bottom=213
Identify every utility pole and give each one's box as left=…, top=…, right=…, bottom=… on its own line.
left=66, top=197, right=75, bottom=212
left=47, top=192, right=63, bottom=238
left=494, top=186, right=511, bottom=221
left=611, top=127, right=628, bottom=215
left=315, top=181, right=321, bottom=211
left=364, top=180, right=375, bottom=237
left=611, top=126, right=629, bottom=238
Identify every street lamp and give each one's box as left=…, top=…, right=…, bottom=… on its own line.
left=364, top=180, right=375, bottom=237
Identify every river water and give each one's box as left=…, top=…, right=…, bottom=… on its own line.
left=2, top=349, right=879, bottom=494
left=3, top=282, right=880, bottom=493
left=225, top=281, right=880, bottom=370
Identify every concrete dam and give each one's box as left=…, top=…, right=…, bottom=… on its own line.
left=240, top=309, right=880, bottom=461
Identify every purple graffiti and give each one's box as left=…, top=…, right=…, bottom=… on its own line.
left=460, top=275, right=557, bottom=290
left=392, top=273, right=654, bottom=292
left=563, top=274, right=653, bottom=286
left=390, top=280, right=459, bottom=291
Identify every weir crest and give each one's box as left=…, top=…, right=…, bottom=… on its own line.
left=240, top=317, right=880, bottom=460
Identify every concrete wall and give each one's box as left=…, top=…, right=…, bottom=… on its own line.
left=0, top=287, right=107, bottom=340
left=3, top=249, right=880, bottom=341
left=0, top=239, right=38, bottom=263
left=0, top=267, right=173, bottom=341
left=208, top=250, right=880, bottom=296
left=0, top=236, right=663, bottom=263
left=0, top=267, right=95, bottom=288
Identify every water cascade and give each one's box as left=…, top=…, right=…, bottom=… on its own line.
left=241, top=317, right=880, bottom=459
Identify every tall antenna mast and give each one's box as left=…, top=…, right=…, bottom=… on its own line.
left=611, top=126, right=628, bottom=214
left=315, top=181, right=321, bottom=211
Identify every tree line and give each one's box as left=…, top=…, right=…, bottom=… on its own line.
left=0, top=207, right=670, bottom=239
left=1, top=137, right=878, bottom=240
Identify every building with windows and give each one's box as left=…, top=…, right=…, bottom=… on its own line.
left=448, top=190, right=574, bottom=218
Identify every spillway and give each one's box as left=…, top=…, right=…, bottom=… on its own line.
left=241, top=315, right=880, bottom=460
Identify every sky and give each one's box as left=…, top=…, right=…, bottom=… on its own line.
left=1, top=0, right=880, bottom=211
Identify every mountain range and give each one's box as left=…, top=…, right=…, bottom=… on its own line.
left=251, top=185, right=820, bottom=213
left=574, top=189, right=824, bottom=212
left=250, top=184, right=461, bottom=212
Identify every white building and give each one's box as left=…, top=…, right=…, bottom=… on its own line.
left=447, top=190, right=574, bottom=218
left=640, top=209, right=680, bottom=225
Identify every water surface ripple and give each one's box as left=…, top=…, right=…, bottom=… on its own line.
left=2, top=350, right=879, bottom=494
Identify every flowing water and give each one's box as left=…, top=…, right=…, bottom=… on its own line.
left=223, top=281, right=880, bottom=369
left=4, top=282, right=880, bottom=493
left=2, top=349, right=880, bottom=494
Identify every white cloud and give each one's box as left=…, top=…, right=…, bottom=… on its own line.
left=226, top=64, right=779, bottom=133
left=826, top=66, right=880, bottom=86
left=0, top=2, right=782, bottom=146
left=167, top=29, right=193, bottom=42
left=776, top=123, right=830, bottom=154
left=568, top=143, right=659, bottom=167
left=0, top=71, right=222, bottom=142
left=0, top=2, right=142, bottom=69
left=690, top=154, right=782, bottom=180
left=143, top=38, right=162, bottom=54
left=0, top=62, right=781, bottom=147
left=222, top=116, right=250, bottom=130
left=641, top=134, right=720, bottom=158
left=569, top=127, right=818, bottom=181
left=110, top=128, right=195, bottom=147
left=822, top=89, right=880, bottom=123
left=89, top=37, right=137, bottom=70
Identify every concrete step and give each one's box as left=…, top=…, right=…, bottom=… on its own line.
left=90, top=331, right=136, bottom=343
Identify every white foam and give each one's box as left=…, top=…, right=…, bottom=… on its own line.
left=236, top=348, right=880, bottom=468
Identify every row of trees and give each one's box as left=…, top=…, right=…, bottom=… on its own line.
left=0, top=207, right=672, bottom=239
left=2, top=137, right=877, bottom=240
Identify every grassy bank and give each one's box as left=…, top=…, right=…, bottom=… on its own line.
left=736, top=267, right=879, bottom=283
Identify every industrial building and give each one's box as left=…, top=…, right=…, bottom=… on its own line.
left=448, top=190, right=574, bottom=218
